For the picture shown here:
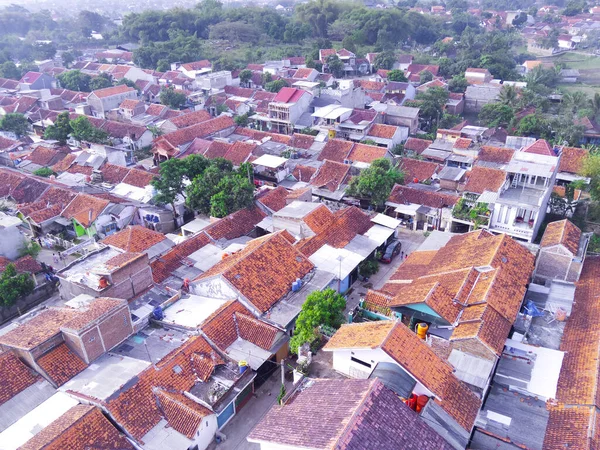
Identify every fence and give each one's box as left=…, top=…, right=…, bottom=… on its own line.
left=0, top=282, right=58, bottom=325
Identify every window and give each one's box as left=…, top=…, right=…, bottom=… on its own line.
left=351, top=356, right=371, bottom=368
left=504, top=207, right=511, bottom=224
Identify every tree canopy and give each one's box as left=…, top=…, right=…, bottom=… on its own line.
left=0, top=113, right=28, bottom=137
left=0, top=263, right=35, bottom=307
left=347, top=158, right=404, bottom=206
left=387, top=69, right=407, bottom=82
left=290, top=288, right=346, bottom=354
left=57, top=70, right=91, bottom=92
left=160, top=87, right=187, bottom=109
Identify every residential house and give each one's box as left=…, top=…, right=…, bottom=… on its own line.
left=465, top=68, right=493, bottom=85
left=382, top=105, right=420, bottom=134
left=323, top=320, right=482, bottom=449
left=101, top=225, right=175, bottom=261
left=558, top=34, right=575, bottom=49
left=248, top=378, right=453, bottom=450
left=118, top=99, right=145, bottom=120
left=0, top=212, right=27, bottom=260
left=309, top=160, right=351, bottom=201
left=404, top=137, right=433, bottom=156
left=195, top=71, right=233, bottom=93
left=487, top=140, right=559, bottom=242
left=87, top=85, right=138, bottom=119
left=60, top=193, right=111, bottom=238
left=262, top=87, right=312, bottom=134
left=365, top=123, right=407, bottom=149
left=535, top=219, right=590, bottom=283
left=177, top=60, right=212, bottom=79
left=400, top=158, right=441, bottom=184
left=394, top=54, right=414, bottom=71
left=251, top=154, right=290, bottom=186
left=556, top=146, right=589, bottom=184
left=159, top=109, right=212, bottom=134
left=464, top=84, right=502, bottom=113
left=19, top=72, right=55, bottom=91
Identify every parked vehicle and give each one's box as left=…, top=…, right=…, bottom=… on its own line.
left=380, top=240, right=402, bottom=264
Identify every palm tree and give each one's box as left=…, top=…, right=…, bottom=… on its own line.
left=498, top=85, right=518, bottom=107
left=562, top=91, right=588, bottom=114
left=590, top=93, right=600, bottom=119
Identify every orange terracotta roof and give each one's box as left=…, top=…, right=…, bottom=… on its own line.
left=289, top=133, right=315, bottom=150
left=367, top=124, right=398, bottom=139
left=310, top=160, right=351, bottom=192
left=400, top=158, right=440, bottom=183
left=194, top=232, right=314, bottom=313
left=302, top=204, right=335, bottom=234
left=324, top=320, right=396, bottom=350
left=477, top=146, right=514, bottom=164
left=168, top=109, right=212, bottom=129
left=154, top=389, right=212, bottom=439
left=61, top=193, right=109, bottom=227
left=122, top=168, right=155, bottom=188
left=36, top=343, right=87, bottom=387
left=224, top=141, right=258, bottom=166
left=107, top=335, right=223, bottom=440
left=257, top=186, right=289, bottom=212
left=387, top=184, right=459, bottom=208
left=89, top=84, right=136, bottom=99
left=204, top=206, right=266, bottom=241
left=292, top=164, right=317, bottom=182
left=453, top=137, right=472, bottom=149
left=0, top=308, right=78, bottom=350
left=559, top=146, right=588, bottom=174
left=203, top=140, right=232, bottom=159
left=102, top=225, right=166, bottom=253
left=463, top=166, right=506, bottom=194
left=0, top=351, right=41, bottom=405
left=297, top=206, right=373, bottom=257
left=151, top=232, right=212, bottom=283
left=51, top=153, right=76, bottom=173
left=347, top=143, right=387, bottom=164
left=20, top=405, right=135, bottom=450
left=61, top=298, right=125, bottom=332
left=522, top=139, right=554, bottom=156
left=317, top=139, right=353, bottom=163
left=541, top=219, right=582, bottom=255
left=100, top=163, right=130, bottom=184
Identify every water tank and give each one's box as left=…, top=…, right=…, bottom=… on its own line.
left=239, top=360, right=248, bottom=374
left=291, top=281, right=301, bottom=292
left=416, top=323, right=429, bottom=340
left=152, top=306, right=164, bottom=321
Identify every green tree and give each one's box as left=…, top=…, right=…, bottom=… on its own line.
left=57, top=70, right=91, bottom=92
left=326, top=54, right=344, bottom=78
left=43, top=112, right=72, bottom=144
left=290, top=288, right=346, bottom=354
left=265, top=79, right=287, bottom=93
left=239, top=69, right=252, bottom=86
left=151, top=157, right=190, bottom=217
left=160, top=87, right=187, bottom=109
left=156, top=59, right=170, bottom=72
left=562, top=91, right=589, bottom=115
left=0, top=61, right=21, bottom=80
left=419, top=70, right=433, bottom=84
left=347, top=158, right=404, bottom=207
left=262, top=72, right=273, bottom=85
left=373, top=51, right=395, bottom=71
left=33, top=167, right=54, bottom=177
left=552, top=115, right=585, bottom=146
left=414, top=86, right=449, bottom=129
left=0, top=113, right=28, bottom=137
left=439, top=113, right=462, bottom=129
left=387, top=69, right=407, bottom=82
left=517, top=114, right=549, bottom=137
left=70, top=116, right=109, bottom=144
left=89, top=72, right=113, bottom=91
left=0, top=263, right=35, bottom=307
left=62, top=51, right=75, bottom=68
left=448, top=76, right=468, bottom=93
left=498, top=84, right=518, bottom=107
left=479, top=103, right=515, bottom=127
left=581, top=152, right=600, bottom=201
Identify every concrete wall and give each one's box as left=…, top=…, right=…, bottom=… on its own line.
left=192, top=414, right=218, bottom=450
left=0, top=224, right=26, bottom=260
left=451, top=338, right=496, bottom=361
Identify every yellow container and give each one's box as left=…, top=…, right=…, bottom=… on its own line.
left=416, top=323, right=429, bottom=340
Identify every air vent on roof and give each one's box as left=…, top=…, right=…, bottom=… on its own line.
left=501, top=257, right=508, bottom=263
left=173, top=365, right=182, bottom=374
left=234, top=274, right=242, bottom=279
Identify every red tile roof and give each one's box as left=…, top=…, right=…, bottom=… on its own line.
left=387, top=184, right=459, bottom=208
left=154, top=389, right=212, bottom=439
left=400, top=158, right=440, bottom=183
left=368, top=124, right=398, bottom=139
left=204, top=206, right=266, bottom=241
left=404, top=137, right=432, bottom=154
left=0, top=255, right=43, bottom=274
left=151, top=232, right=212, bottom=283
left=310, top=160, right=351, bottom=192
left=347, top=143, right=387, bottom=164
left=102, top=225, right=167, bottom=253
left=203, top=140, right=232, bottom=159
left=0, top=351, right=41, bottom=405
left=477, top=145, right=515, bottom=163
left=540, top=219, right=582, bottom=254
left=257, top=186, right=289, bottom=212
left=107, top=335, right=223, bottom=440
left=559, top=146, right=588, bottom=174
left=273, top=87, right=305, bottom=103
left=194, top=231, right=314, bottom=313
left=290, top=133, right=315, bottom=149
left=100, top=163, right=130, bottom=184
left=158, top=115, right=235, bottom=147
left=523, top=139, right=554, bottom=156
left=224, top=141, right=258, bottom=166
left=61, top=193, right=109, bottom=227
left=167, top=109, right=212, bottom=129
left=122, top=168, right=156, bottom=188
left=292, top=164, right=317, bottom=182
left=36, top=343, right=87, bottom=387
left=20, top=405, right=135, bottom=450
left=463, top=166, right=506, bottom=194
left=89, top=84, right=136, bottom=99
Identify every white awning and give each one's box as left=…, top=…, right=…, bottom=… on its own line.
left=394, top=203, right=420, bottom=215
left=251, top=154, right=288, bottom=168
left=371, top=213, right=400, bottom=229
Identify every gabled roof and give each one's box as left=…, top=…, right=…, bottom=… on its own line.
left=20, top=405, right=135, bottom=450
left=89, top=84, right=136, bottom=99
left=540, top=219, right=582, bottom=254
left=477, top=145, right=515, bottom=164
left=194, top=231, right=314, bottom=313
left=257, top=186, right=289, bottom=213
left=249, top=378, right=453, bottom=450
left=272, top=87, right=305, bottom=104
left=0, top=351, right=41, bottom=406
left=387, top=184, right=459, bottom=208
left=154, top=389, right=212, bottom=439
left=36, top=343, right=87, bottom=387
left=400, top=158, right=440, bottom=184
left=150, top=232, right=212, bottom=283
left=310, top=160, right=351, bottom=192
left=367, top=123, right=399, bottom=139
left=158, top=115, right=235, bottom=147
left=201, top=300, right=280, bottom=351
left=100, top=163, right=130, bottom=184
left=167, top=109, right=212, bottom=129
left=102, top=225, right=167, bottom=253
left=121, top=168, right=155, bottom=188
left=522, top=139, right=554, bottom=156
left=204, top=206, right=266, bottom=241
left=224, top=140, right=258, bottom=166
left=463, top=166, right=506, bottom=194
left=107, top=335, right=223, bottom=440
left=61, top=193, right=109, bottom=227
left=346, top=143, right=387, bottom=164
left=317, top=139, right=353, bottom=163
left=325, top=320, right=481, bottom=433
left=559, top=146, right=588, bottom=174
left=404, top=137, right=432, bottom=154
left=292, top=164, right=317, bottom=182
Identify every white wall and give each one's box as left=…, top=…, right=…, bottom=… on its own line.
left=330, top=348, right=434, bottom=397
left=191, top=276, right=239, bottom=300
left=192, top=414, right=218, bottom=450
left=0, top=224, right=26, bottom=260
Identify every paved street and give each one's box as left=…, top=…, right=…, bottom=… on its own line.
left=344, top=228, right=427, bottom=314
